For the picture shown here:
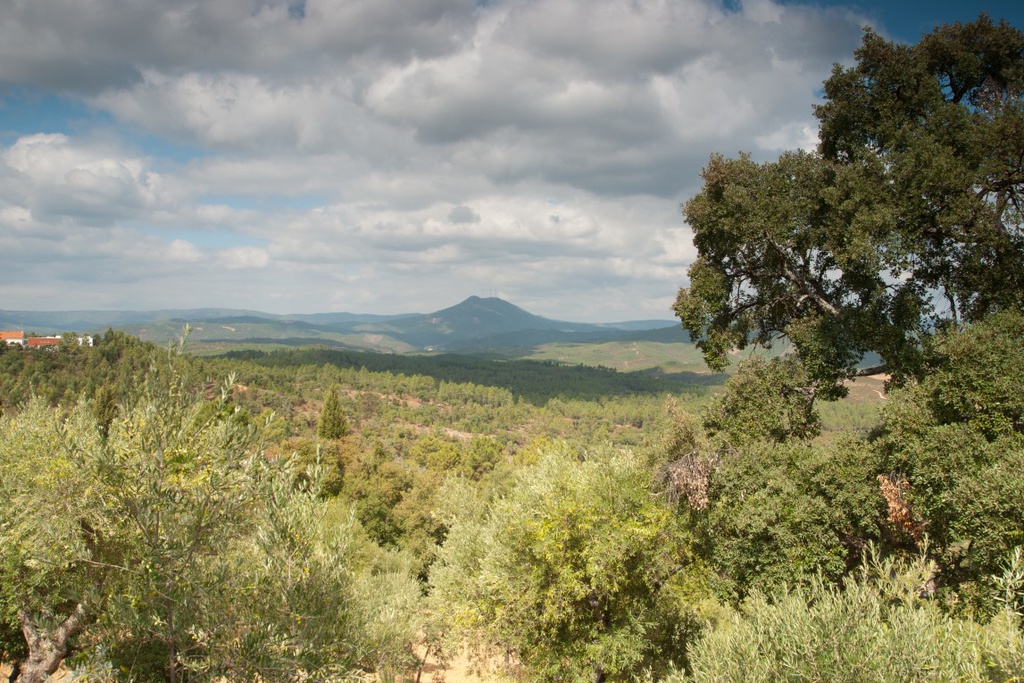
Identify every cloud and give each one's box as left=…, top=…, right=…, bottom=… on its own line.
left=91, top=72, right=376, bottom=153
left=1, top=133, right=168, bottom=226
left=0, top=0, right=479, bottom=93
left=448, top=204, right=481, bottom=224
left=360, top=0, right=864, bottom=196
left=0, top=0, right=878, bottom=320
left=220, top=245, right=270, bottom=270
left=755, top=121, right=820, bottom=152
left=167, top=239, right=204, bottom=263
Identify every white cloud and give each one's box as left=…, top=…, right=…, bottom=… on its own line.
left=166, top=239, right=204, bottom=263
left=743, top=0, right=785, bottom=24
left=755, top=120, right=821, bottom=152
left=0, top=0, right=478, bottom=93
left=92, top=71, right=376, bottom=153
left=220, top=246, right=270, bottom=270
left=1, top=133, right=168, bottom=226
left=0, top=0, right=878, bottom=320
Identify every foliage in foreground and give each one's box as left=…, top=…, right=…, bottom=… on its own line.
left=877, top=309, right=1024, bottom=610
left=666, top=549, right=1024, bottom=683
left=0, top=313, right=1019, bottom=682
left=430, top=445, right=699, bottom=683
left=0, top=360, right=420, bottom=682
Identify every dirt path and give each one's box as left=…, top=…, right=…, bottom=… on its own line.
left=0, top=664, right=70, bottom=682
left=2, top=653, right=497, bottom=683
left=412, top=647, right=497, bottom=683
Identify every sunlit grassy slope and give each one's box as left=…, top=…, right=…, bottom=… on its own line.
left=523, top=340, right=713, bottom=373
left=525, top=339, right=887, bottom=436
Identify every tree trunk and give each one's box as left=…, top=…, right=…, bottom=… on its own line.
left=15, top=604, right=87, bottom=683
left=166, top=599, right=177, bottom=683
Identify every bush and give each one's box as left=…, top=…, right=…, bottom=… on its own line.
left=667, top=549, right=1023, bottom=683
left=431, top=444, right=697, bottom=682
left=878, top=309, right=1024, bottom=609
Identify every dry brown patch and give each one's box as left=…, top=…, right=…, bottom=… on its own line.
left=843, top=374, right=889, bottom=402
left=442, top=427, right=477, bottom=442
left=1, top=663, right=71, bottom=682
left=409, top=647, right=504, bottom=683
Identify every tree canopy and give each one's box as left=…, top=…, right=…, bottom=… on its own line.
left=676, top=15, right=1024, bottom=394
left=318, top=384, right=350, bottom=439
left=0, top=361, right=421, bottom=682
left=430, top=445, right=694, bottom=683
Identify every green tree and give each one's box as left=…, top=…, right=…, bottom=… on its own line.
left=318, top=384, right=349, bottom=440
left=92, top=383, right=120, bottom=440
left=817, top=16, right=1024, bottom=326
left=430, top=444, right=694, bottom=683
left=0, top=364, right=267, bottom=683
left=700, top=436, right=884, bottom=600
left=1, top=364, right=421, bottom=682
left=91, top=372, right=266, bottom=683
left=676, top=16, right=1024, bottom=394
left=183, top=469, right=422, bottom=682
left=701, top=356, right=820, bottom=445
left=876, top=309, right=1024, bottom=609
left=670, top=549, right=1023, bottom=683
left=0, top=399, right=102, bottom=683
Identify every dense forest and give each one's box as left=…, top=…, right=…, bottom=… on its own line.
left=2, top=16, right=1024, bottom=683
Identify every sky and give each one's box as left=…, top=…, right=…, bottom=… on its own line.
left=1, top=0, right=1021, bottom=322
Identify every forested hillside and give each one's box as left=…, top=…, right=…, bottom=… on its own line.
left=1, top=311, right=1020, bottom=682
left=1, top=16, right=1023, bottom=683
left=1, top=296, right=684, bottom=357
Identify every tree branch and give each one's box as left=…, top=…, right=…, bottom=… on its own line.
left=765, top=238, right=840, bottom=316
left=17, top=603, right=88, bottom=683
left=855, top=364, right=888, bottom=377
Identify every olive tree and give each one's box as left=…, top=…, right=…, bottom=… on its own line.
left=670, top=549, right=1023, bottom=683
left=1, top=363, right=421, bottom=682
left=0, top=399, right=102, bottom=683
left=430, top=444, right=694, bottom=683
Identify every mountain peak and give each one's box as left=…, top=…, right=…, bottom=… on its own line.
left=361, top=295, right=591, bottom=349
left=433, top=296, right=535, bottom=323
left=456, top=295, right=510, bottom=306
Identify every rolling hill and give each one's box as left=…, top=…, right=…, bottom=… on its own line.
left=0, top=296, right=684, bottom=358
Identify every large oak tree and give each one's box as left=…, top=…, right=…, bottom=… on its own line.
left=676, top=15, right=1024, bottom=396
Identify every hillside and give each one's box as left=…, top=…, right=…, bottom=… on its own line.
left=0, top=307, right=414, bottom=336
left=0, top=296, right=683, bottom=360
left=355, top=295, right=599, bottom=349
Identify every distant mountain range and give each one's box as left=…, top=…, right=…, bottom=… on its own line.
left=0, top=296, right=687, bottom=355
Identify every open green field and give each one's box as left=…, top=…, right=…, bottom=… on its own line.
left=523, top=340, right=713, bottom=373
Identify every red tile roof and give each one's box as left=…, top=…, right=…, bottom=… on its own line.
left=26, top=337, right=61, bottom=347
